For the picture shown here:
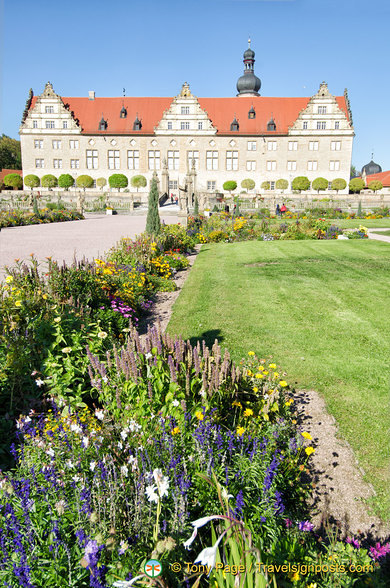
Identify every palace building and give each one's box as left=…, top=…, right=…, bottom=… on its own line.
left=19, top=42, right=354, bottom=196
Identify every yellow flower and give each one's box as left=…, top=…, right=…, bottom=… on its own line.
left=236, top=426, right=245, bottom=437
left=42, top=294, right=48, bottom=300
left=262, top=413, right=269, bottom=421
left=289, top=571, right=300, bottom=583
left=279, top=380, right=288, bottom=387
left=5, top=276, right=13, bottom=283
left=14, top=300, right=22, bottom=307
left=171, top=427, right=180, bottom=436
left=195, top=411, right=204, bottom=421
left=255, top=373, right=263, bottom=379
left=248, top=351, right=255, bottom=356
left=285, top=399, right=293, bottom=407
left=301, top=432, right=313, bottom=440
left=247, top=369, right=253, bottom=376
left=253, top=387, right=258, bottom=393
left=243, top=408, right=254, bottom=417
left=232, top=401, right=242, bottom=408
left=269, top=363, right=276, bottom=369
left=305, top=447, right=315, bottom=456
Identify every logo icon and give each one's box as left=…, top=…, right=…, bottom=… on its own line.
left=144, top=559, right=162, bottom=578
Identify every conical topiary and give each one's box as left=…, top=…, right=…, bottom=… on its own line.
left=145, top=174, right=161, bottom=235
left=194, top=195, right=199, bottom=217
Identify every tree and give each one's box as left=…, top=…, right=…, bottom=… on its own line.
left=223, top=180, right=237, bottom=195
left=241, top=178, right=255, bottom=193
left=41, top=175, right=58, bottom=189
left=76, top=175, right=94, bottom=191
left=3, top=173, right=23, bottom=190
left=350, top=165, right=358, bottom=179
left=368, top=180, right=383, bottom=193
left=261, top=181, right=270, bottom=190
left=312, top=177, right=328, bottom=193
left=145, top=174, right=161, bottom=235
left=291, top=176, right=310, bottom=192
left=96, top=177, right=107, bottom=190
left=194, top=195, right=199, bottom=216
left=331, top=178, right=347, bottom=193
left=276, top=179, right=288, bottom=192
left=58, top=174, right=75, bottom=190
left=0, top=135, right=22, bottom=169
left=131, top=175, right=147, bottom=192
left=109, top=174, right=128, bottom=192
left=24, top=174, right=40, bottom=190
left=349, top=178, right=365, bottom=193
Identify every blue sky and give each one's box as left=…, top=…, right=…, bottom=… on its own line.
left=1, top=0, right=389, bottom=172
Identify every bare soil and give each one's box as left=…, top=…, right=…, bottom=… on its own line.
left=140, top=245, right=390, bottom=541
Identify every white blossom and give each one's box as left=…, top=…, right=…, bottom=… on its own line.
left=172, top=399, right=180, bottom=407
left=120, top=465, right=128, bottom=477
left=90, top=461, right=96, bottom=471
left=35, top=379, right=44, bottom=387
left=146, top=484, right=159, bottom=503
left=94, top=409, right=104, bottom=421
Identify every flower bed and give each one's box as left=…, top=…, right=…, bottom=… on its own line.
left=0, top=208, right=84, bottom=227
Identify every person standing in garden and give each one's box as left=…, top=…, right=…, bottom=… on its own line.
left=280, top=203, right=287, bottom=216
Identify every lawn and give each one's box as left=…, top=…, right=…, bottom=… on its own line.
left=371, top=230, right=390, bottom=237
left=168, top=239, right=390, bottom=520
left=272, top=218, right=390, bottom=229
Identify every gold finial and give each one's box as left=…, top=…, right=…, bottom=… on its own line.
left=248, top=37, right=251, bottom=47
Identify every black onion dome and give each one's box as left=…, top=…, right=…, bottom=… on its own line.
left=361, top=159, right=382, bottom=175
left=237, top=73, right=261, bottom=95
left=244, top=47, right=255, bottom=59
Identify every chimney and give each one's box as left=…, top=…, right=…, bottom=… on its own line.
left=89, top=91, right=95, bottom=100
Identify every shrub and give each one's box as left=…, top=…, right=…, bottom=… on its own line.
left=58, top=173, right=75, bottom=190
left=145, top=175, right=161, bottom=235
left=96, top=177, right=107, bottom=190
left=223, top=181, right=237, bottom=194
left=261, top=181, right=270, bottom=190
left=76, top=175, right=94, bottom=190
left=312, top=177, right=328, bottom=193
left=331, top=178, right=347, bottom=193
left=41, top=174, right=58, bottom=189
left=3, top=173, right=23, bottom=189
left=276, top=178, right=288, bottom=191
left=24, top=174, right=40, bottom=189
left=130, top=175, right=147, bottom=191
left=291, top=176, right=310, bottom=192
left=368, top=180, right=383, bottom=192
left=108, top=173, right=128, bottom=191
left=241, top=178, right=255, bottom=192
left=349, top=178, right=365, bottom=193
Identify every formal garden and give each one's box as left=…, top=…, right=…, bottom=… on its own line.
left=0, top=179, right=389, bottom=587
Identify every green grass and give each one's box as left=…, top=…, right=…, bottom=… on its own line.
left=371, top=230, right=390, bottom=237
left=168, top=240, right=390, bottom=521
left=272, top=218, right=390, bottom=229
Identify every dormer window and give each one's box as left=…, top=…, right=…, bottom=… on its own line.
left=267, top=116, right=276, bottom=131
left=98, top=117, right=107, bottom=131
left=230, top=117, right=239, bottom=131
left=120, top=106, right=127, bottom=119
left=133, top=115, right=142, bottom=131
left=248, top=106, right=256, bottom=119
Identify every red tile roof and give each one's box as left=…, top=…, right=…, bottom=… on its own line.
left=365, top=170, right=390, bottom=187
left=29, top=94, right=350, bottom=135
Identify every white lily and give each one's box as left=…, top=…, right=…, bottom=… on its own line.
left=183, top=515, right=223, bottom=550
left=113, top=576, right=144, bottom=587
left=194, top=534, right=224, bottom=575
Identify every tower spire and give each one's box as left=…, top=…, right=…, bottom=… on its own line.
left=236, top=40, right=261, bottom=97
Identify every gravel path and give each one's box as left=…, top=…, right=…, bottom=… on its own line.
left=367, top=228, right=390, bottom=243
left=0, top=212, right=180, bottom=279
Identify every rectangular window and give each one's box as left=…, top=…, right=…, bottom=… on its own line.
left=267, top=141, right=277, bottom=151
left=198, top=121, right=203, bottom=130
left=168, top=180, right=178, bottom=190
left=246, top=160, right=256, bottom=171
left=45, top=105, right=54, bottom=113
left=108, top=150, right=120, bottom=170
left=307, top=160, right=318, bottom=171
left=288, top=141, right=298, bottom=151
left=167, top=150, right=179, bottom=170
left=335, top=121, right=340, bottom=130
left=69, top=140, right=79, bottom=149
left=127, top=150, right=139, bottom=170
left=331, top=141, right=341, bottom=151
left=207, top=181, right=216, bottom=191
left=167, top=122, right=173, bottom=130
left=303, top=121, right=308, bottom=130
left=63, top=121, right=68, bottom=129
left=266, top=160, right=277, bottom=171
left=33, top=120, right=38, bottom=129
left=328, top=181, right=332, bottom=190
left=52, top=140, right=62, bottom=149
left=270, top=181, right=275, bottom=190
left=45, top=120, right=55, bottom=129
left=287, top=161, right=297, bottom=171
left=35, top=159, right=44, bottom=168
left=318, top=106, right=327, bottom=114
left=148, top=150, right=160, bottom=170
left=309, top=141, right=319, bottom=151
left=316, top=121, right=326, bottom=130
left=53, top=159, right=62, bottom=169
left=181, top=106, right=190, bottom=115
left=226, top=150, right=238, bottom=171
left=187, top=150, right=199, bottom=170
left=206, top=151, right=218, bottom=171
left=180, top=121, right=190, bottom=130
left=34, top=140, right=43, bottom=149
left=329, top=160, right=340, bottom=171
left=70, top=159, right=80, bottom=169
left=86, top=149, right=98, bottom=169
left=247, top=141, right=257, bottom=151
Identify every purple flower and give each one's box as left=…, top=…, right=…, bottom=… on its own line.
left=346, top=536, right=360, bottom=549
left=298, top=520, right=314, bottom=532
left=284, top=518, right=293, bottom=528
left=369, top=541, right=390, bottom=560
left=84, top=540, right=99, bottom=567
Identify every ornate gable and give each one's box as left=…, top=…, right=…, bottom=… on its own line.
left=288, top=82, right=353, bottom=135
left=20, top=82, right=81, bottom=134
left=154, top=83, right=216, bottom=135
